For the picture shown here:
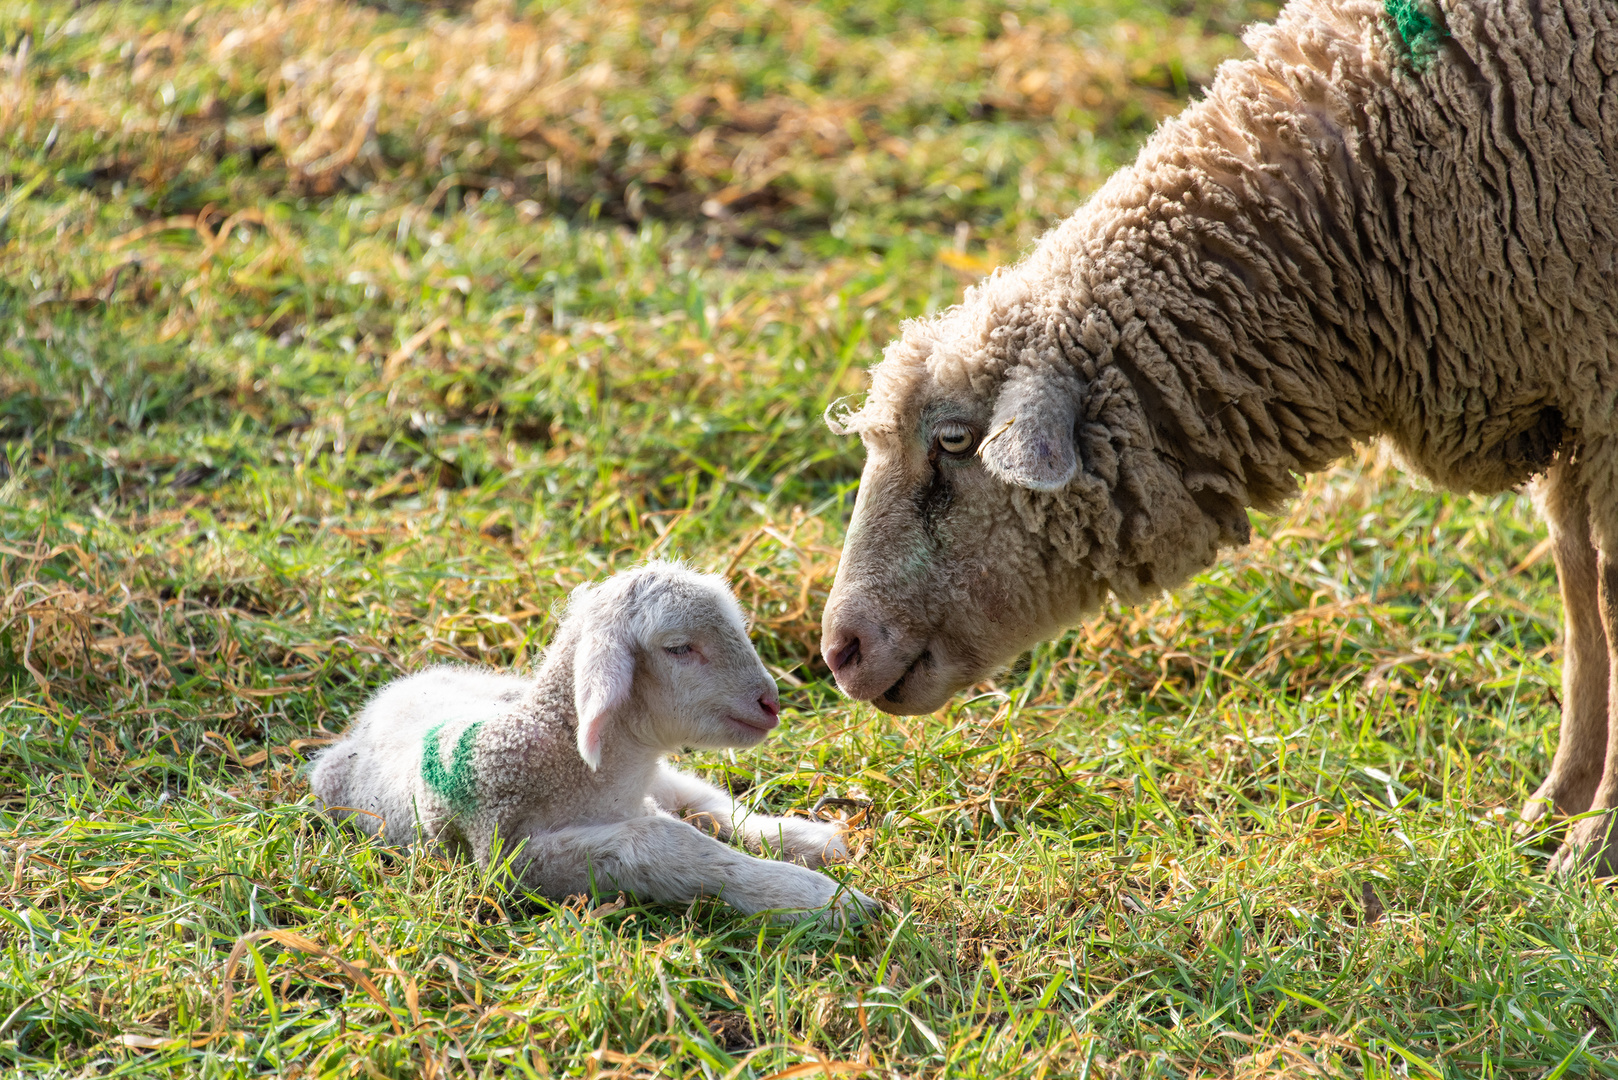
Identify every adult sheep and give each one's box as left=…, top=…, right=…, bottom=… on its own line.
left=819, top=0, right=1618, bottom=872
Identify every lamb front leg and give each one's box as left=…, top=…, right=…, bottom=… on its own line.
left=511, top=815, right=878, bottom=923
left=1549, top=545, right=1618, bottom=877
left=647, top=764, right=851, bottom=869
left=1523, top=469, right=1609, bottom=827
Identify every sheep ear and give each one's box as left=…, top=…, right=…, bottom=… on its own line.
left=573, top=626, right=634, bottom=771
left=978, top=366, right=1080, bottom=491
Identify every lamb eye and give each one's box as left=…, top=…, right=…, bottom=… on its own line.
left=664, top=644, right=692, bottom=656
left=934, top=422, right=977, bottom=456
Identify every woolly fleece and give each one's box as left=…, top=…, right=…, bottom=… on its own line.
left=822, top=0, right=1618, bottom=869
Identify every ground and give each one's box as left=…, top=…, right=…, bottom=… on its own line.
left=2, top=0, right=1616, bottom=1076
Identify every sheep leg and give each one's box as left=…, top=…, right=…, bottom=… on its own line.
left=1549, top=544, right=1618, bottom=877
left=510, top=815, right=877, bottom=923
left=648, top=764, right=851, bottom=869
left=1522, top=471, right=1608, bottom=827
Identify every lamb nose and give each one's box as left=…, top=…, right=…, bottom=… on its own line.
left=758, top=695, right=780, bottom=719
left=829, top=636, right=862, bottom=673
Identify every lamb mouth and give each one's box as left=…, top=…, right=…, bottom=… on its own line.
left=726, top=715, right=776, bottom=736
left=881, top=649, right=931, bottom=704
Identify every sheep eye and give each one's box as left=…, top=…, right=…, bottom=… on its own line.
left=664, top=644, right=692, bottom=656
left=934, top=422, right=977, bottom=457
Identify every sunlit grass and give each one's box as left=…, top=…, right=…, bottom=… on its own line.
left=4, top=0, right=1617, bottom=1076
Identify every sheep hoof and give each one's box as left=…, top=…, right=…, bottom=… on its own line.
left=1547, top=810, right=1618, bottom=879
left=1517, top=770, right=1601, bottom=835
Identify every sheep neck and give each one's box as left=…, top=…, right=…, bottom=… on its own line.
left=1041, top=101, right=1400, bottom=516
left=1066, top=215, right=1377, bottom=511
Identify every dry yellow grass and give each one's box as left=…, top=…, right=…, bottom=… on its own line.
left=7, top=0, right=1245, bottom=232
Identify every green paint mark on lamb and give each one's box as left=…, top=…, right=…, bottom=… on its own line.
left=1384, top=0, right=1447, bottom=70
left=422, top=721, right=482, bottom=812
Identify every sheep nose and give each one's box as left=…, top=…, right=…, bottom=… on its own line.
left=758, top=694, right=780, bottom=720
left=821, top=610, right=920, bottom=702
left=826, top=633, right=862, bottom=674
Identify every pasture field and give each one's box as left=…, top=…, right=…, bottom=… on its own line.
left=3, top=0, right=1617, bottom=1075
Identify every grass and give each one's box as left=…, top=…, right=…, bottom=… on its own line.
left=2, top=0, right=1616, bottom=1076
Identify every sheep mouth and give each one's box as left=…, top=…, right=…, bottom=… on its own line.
left=880, top=649, right=931, bottom=704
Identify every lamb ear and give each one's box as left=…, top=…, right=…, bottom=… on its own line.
left=573, top=625, right=635, bottom=771
left=977, top=365, right=1081, bottom=491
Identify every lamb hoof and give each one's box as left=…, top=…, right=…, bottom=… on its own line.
left=797, top=828, right=850, bottom=870
left=773, top=820, right=851, bottom=869
left=817, top=885, right=883, bottom=928
left=1548, top=811, right=1618, bottom=879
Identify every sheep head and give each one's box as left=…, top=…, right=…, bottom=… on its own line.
left=569, top=563, right=781, bottom=767
left=820, top=290, right=1238, bottom=715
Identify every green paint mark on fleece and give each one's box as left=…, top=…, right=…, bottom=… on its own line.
left=1384, top=0, right=1446, bottom=70
left=422, top=720, right=483, bottom=813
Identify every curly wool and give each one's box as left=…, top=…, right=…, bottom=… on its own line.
left=853, top=0, right=1617, bottom=603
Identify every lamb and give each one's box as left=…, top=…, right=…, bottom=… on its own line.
left=310, top=562, right=877, bottom=921
left=818, top=0, right=1618, bottom=873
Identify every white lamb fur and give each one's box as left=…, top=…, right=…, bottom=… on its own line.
left=309, top=562, right=877, bottom=922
